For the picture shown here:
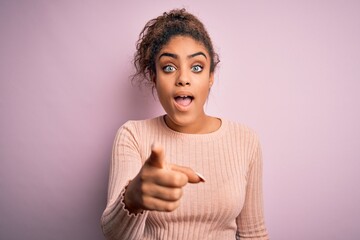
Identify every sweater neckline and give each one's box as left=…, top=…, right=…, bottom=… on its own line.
left=158, top=115, right=227, bottom=140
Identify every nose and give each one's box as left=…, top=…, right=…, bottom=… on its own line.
left=176, top=69, right=190, bottom=86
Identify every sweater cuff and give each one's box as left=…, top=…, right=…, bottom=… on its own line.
left=120, top=181, right=145, bottom=216
left=101, top=182, right=148, bottom=239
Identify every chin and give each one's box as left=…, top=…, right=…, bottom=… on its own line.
left=166, top=113, right=195, bottom=127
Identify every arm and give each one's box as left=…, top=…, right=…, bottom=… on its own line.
left=101, top=122, right=202, bottom=239
left=236, top=136, right=269, bottom=240
left=101, top=123, right=149, bottom=240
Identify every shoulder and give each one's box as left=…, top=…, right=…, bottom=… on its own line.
left=222, top=119, right=262, bottom=161
left=120, top=116, right=161, bottom=130
left=115, top=116, right=163, bottom=139
left=112, top=116, right=163, bottom=150
left=223, top=118, right=260, bottom=141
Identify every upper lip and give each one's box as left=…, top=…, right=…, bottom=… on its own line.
left=174, top=91, right=194, bottom=99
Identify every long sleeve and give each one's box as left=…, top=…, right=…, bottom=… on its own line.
left=236, top=134, right=268, bottom=239
left=100, top=117, right=269, bottom=240
left=101, top=123, right=149, bottom=240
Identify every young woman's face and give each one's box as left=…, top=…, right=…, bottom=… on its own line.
left=154, top=36, right=214, bottom=132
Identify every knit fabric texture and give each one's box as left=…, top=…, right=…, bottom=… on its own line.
left=101, top=116, right=268, bottom=240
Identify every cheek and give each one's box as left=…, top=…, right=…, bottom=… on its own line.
left=199, top=81, right=211, bottom=97
left=155, top=81, right=169, bottom=101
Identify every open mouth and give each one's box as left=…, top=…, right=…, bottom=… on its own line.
left=174, top=95, right=194, bottom=107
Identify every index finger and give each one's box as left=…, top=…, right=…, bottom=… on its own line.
left=147, top=142, right=166, bottom=169
left=170, top=164, right=205, bottom=183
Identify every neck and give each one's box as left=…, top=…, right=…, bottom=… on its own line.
left=164, top=114, right=221, bottom=134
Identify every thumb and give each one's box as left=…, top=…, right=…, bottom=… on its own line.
left=147, top=142, right=166, bottom=169
left=170, top=165, right=206, bottom=183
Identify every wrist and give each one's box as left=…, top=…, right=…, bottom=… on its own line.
left=123, top=181, right=143, bottom=214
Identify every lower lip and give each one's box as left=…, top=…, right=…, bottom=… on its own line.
left=173, top=98, right=193, bottom=112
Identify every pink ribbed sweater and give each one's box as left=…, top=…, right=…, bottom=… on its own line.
left=101, top=116, right=268, bottom=240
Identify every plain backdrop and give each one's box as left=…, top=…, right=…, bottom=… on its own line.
left=1, top=1, right=359, bottom=239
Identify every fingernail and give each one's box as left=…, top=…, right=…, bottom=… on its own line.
left=195, top=172, right=206, bottom=182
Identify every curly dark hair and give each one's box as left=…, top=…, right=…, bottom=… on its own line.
left=132, top=8, right=220, bottom=88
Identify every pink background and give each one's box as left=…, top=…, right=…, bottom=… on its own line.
left=1, top=1, right=359, bottom=239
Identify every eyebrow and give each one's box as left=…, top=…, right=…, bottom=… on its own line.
left=158, top=51, right=208, bottom=60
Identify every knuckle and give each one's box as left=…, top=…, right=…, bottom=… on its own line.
left=140, top=183, right=147, bottom=194
left=169, top=188, right=182, bottom=200
left=141, top=196, right=151, bottom=210
left=139, top=172, right=147, bottom=182
left=164, top=201, right=180, bottom=212
left=172, top=173, right=187, bottom=186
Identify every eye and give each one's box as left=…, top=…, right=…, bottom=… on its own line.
left=163, top=65, right=176, bottom=73
left=191, top=65, right=203, bottom=73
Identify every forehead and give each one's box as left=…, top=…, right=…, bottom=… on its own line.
left=158, top=35, right=209, bottom=57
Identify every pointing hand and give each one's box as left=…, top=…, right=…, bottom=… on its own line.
left=124, top=143, right=205, bottom=213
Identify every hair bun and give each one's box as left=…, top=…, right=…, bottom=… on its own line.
left=164, top=8, right=187, bottom=20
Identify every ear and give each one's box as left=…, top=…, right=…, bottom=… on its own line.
left=209, top=72, right=214, bottom=87
left=151, top=72, right=157, bottom=86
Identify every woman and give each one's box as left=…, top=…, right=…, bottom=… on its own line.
left=101, top=8, right=269, bottom=240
